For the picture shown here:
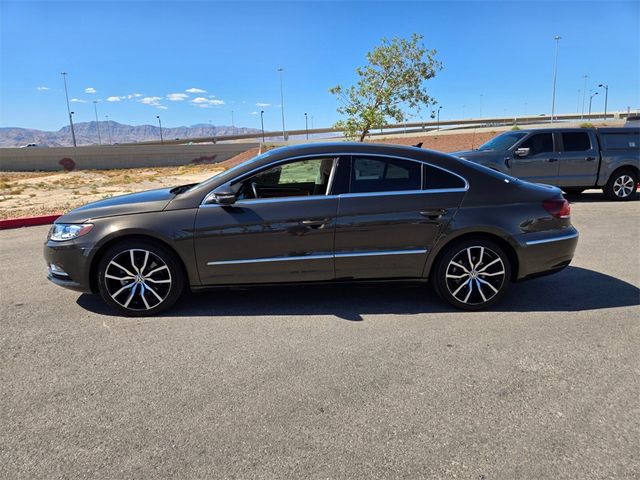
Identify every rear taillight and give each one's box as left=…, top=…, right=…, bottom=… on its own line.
left=543, top=198, right=571, bottom=219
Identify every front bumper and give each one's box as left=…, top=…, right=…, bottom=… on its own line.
left=44, top=240, right=97, bottom=293
left=514, top=226, right=579, bottom=280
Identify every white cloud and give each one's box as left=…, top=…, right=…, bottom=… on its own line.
left=167, top=93, right=188, bottom=101
left=71, top=98, right=88, bottom=103
left=84, top=87, right=97, bottom=94
left=156, top=105, right=168, bottom=110
left=190, top=97, right=225, bottom=108
left=140, top=96, right=162, bottom=106
left=250, top=111, right=259, bottom=115
left=256, top=102, right=270, bottom=107
left=107, top=96, right=122, bottom=102
left=186, top=87, right=206, bottom=93
left=36, top=86, right=50, bottom=91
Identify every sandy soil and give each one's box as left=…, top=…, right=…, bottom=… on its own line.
left=0, top=131, right=496, bottom=219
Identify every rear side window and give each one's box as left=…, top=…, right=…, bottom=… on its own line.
left=423, top=164, right=466, bottom=190
left=562, top=132, right=592, bottom=152
left=350, top=156, right=421, bottom=193
left=600, top=132, right=640, bottom=150
left=520, top=133, right=554, bottom=155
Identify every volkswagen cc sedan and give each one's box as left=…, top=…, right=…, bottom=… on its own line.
left=44, top=143, right=579, bottom=316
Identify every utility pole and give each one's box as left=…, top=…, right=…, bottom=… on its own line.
left=437, top=106, right=442, bottom=130
left=588, top=91, right=598, bottom=116
left=260, top=110, right=265, bottom=142
left=156, top=115, right=163, bottom=143
left=277, top=67, right=286, bottom=141
left=61, top=72, right=77, bottom=147
left=550, top=35, right=561, bottom=124
left=598, top=84, right=609, bottom=120
left=93, top=101, right=102, bottom=145
left=304, top=112, right=309, bottom=140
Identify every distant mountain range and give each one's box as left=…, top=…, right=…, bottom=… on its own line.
left=0, top=121, right=260, bottom=147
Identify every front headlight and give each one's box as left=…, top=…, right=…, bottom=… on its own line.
left=48, top=223, right=94, bottom=241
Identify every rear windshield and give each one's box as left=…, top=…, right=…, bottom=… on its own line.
left=477, top=132, right=527, bottom=151
left=600, top=132, right=639, bottom=150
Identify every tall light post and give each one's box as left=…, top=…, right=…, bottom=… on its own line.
left=304, top=112, right=309, bottom=140
left=588, top=91, right=598, bottom=116
left=581, top=74, right=588, bottom=119
left=277, top=67, right=286, bottom=141
left=105, top=115, right=113, bottom=145
left=92, top=100, right=102, bottom=145
left=260, top=110, right=265, bottom=142
left=61, top=72, right=77, bottom=147
left=598, top=84, right=609, bottom=120
left=436, top=105, right=443, bottom=130
left=550, top=35, right=561, bottom=124
left=156, top=115, right=163, bottom=143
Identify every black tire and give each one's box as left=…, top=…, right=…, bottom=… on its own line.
left=432, top=238, right=512, bottom=311
left=604, top=169, right=638, bottom=201
left=97, top=239, right=185, bottom=317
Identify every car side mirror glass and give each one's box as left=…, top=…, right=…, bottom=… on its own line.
left=214, top=189, right=236, bottom=205
left=515, top=147, right=530, bottom=157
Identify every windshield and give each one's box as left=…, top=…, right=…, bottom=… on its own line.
left=477, top=132, right=527, bottom=151
left=187, top=150, right=273, bottom=192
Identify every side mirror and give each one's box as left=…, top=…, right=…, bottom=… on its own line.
left=214, top=189, right=236, bottom=205
left=515, top=147, right=530, bottom=157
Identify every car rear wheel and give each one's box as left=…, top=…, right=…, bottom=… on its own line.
left=604, top=169, right=638, bottom=201
left=433, top=239, right=511, bottom=310
left=97, top=240, right=185, bottom=317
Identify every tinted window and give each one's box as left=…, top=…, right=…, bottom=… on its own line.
left=520, top=133, right=554, bottom=155
left=562, top=132, right=591, bottom=152
left=478, top=132, right=528, bottom=151
left=600, top=132, right=640, bottom=150
left=350, top=157, right=421, bottom=193
left=423, top=164, right=466, bottom=190
left=235, top=157, right=335, bottom=200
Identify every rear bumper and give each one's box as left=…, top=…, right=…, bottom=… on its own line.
left=514, top=227, right=579, bottom=280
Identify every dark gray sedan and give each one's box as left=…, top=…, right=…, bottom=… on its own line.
left=44, top=143, right=578, bottom=316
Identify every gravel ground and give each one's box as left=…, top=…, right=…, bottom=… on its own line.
left=1, top=191, right=638, bottom=479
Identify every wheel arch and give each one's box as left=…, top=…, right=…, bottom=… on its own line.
left=88, top=233, right=189, bottom=294
left=424, top=230, right=520, bottom=282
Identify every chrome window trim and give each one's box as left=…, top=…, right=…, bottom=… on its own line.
left=200, top=151, right=469, bottom=207
left=206, top=248, right=428, bottom=266
left=525, top=231, right=579, bottom=246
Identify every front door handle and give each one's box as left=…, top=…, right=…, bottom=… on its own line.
left=301, top=219, right=329, bottom=229
left=586, top=156, right=596, bottom=162
left=420, top=209, right=448, bottom=220
left=548, top=158, right=559, bottom=162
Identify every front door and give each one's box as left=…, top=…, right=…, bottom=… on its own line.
left=557, top=131, right=600, bottom=187
left=511, top=132, right=560, bottom=185
left=334, top=155, right=466, bottom=279
left=195, top=157, right=339, bottom=285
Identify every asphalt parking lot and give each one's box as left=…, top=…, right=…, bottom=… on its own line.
left=1, top=191, right=638, bottom=479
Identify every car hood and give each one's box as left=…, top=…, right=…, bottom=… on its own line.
left=56, top=187, right=175, bottom=223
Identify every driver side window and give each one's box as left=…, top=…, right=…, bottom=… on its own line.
left=235, top=157, right=336, bottom=200
left=519, top=133, right=554, bottom=156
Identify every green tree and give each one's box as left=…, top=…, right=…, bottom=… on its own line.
left=330, top=34, right=442, bottom=142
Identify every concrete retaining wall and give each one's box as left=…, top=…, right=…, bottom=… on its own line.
left=0, top=143, right=259, bottom=171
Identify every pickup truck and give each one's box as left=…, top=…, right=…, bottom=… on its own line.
left=454, top=127, right=639, bottom=200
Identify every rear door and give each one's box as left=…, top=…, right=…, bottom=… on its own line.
left=334, top=155, right=467, bottom=280
left=557, top=131, right=599, bottom=187
left=511, top=132, right=560, bottom=185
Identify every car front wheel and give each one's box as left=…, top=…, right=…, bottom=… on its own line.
left=604, top=170, right=638, bottom=201
left=433, top=239, right=511, bottom=310
left=97, top=240, right=185, bottom=317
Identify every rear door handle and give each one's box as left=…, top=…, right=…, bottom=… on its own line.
left=420, top=209, right=448, bottom=219
left=301, top=219, right=329, bottom=229
left=586, top=156, right=596, bottom=161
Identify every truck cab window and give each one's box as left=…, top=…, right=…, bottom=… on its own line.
left=520, top=133, right=554, bottom=156
left=562, top=132, right=591, bottom=152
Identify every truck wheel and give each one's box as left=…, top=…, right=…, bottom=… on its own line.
left=604, top=169, right=638, bottom=201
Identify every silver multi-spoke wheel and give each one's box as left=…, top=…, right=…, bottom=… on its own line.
left=104, top=249, right=172, bottom=311
left=445, top=246, right=506, bottom=306
left=613, top=174, right=635, bottom=198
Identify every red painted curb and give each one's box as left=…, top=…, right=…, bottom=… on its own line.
left=0, top=214, right=61, bottom=230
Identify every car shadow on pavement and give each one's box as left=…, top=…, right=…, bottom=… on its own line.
left=76, top=266, right=639, bottom=320
left=565, top=191, right=639, bottom=203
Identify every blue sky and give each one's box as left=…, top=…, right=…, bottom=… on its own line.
left=1, top=0, right=638, bottom=131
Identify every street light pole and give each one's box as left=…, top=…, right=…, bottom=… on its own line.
left=93, top=100, right=102, bottom=145
left=550, top=35, right=561, bottom=124
left=277, top=67, right=286, bottom=141
left=598, top=84, right=609, bottom=120
left=437, top=106, right=442, bottom=130
left=260, top=110, right=265, bottom=142
left=588, top=91, right=598, bottom=116
left=105, top=115, right=113, bottom=145
left=304, top=112, right=308, bottom=140
left=61, top=72, right=77, bottom=147
left=581, top=74, right=588, bottom=119
left=156, top=115, right=163, bottom=143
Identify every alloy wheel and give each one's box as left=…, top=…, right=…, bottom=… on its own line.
left=104, top=249, right=172, bottom=311
left=613, top=174, right=635, bottom=198
left=445, top=246, right=506, bottom=305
